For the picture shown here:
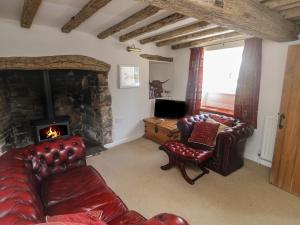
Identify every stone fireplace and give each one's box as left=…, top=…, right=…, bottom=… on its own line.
left=0, top=55, right=112, bottom=155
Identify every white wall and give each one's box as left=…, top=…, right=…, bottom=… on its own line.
left=172, top=40, right=300, bottom=167
left=0, top=19, right=174, bottom=147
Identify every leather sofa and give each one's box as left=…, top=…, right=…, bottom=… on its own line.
left=177, top=114, right=254, bottom=176
left=0, top=136, right=189, bottom=225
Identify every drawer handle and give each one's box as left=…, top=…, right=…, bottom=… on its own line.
left=278, top=113, right=285, bottom=129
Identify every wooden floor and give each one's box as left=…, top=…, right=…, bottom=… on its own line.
left=87, top=138, right=300, bottom=225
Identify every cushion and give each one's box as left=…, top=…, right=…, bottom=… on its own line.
left=188, top=121, right=220, bottom=147
left=206, top=118, right=229, bottom=145
left=41, top=166, right=107, bottom=208
left=47, top=211, right=106, bottom=225
left=163, top=142, right=213, bottom=163
left=209, top=114, right=234, bottom=127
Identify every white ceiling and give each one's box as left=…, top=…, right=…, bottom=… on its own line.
left=0, top=0, right=198, bottom=42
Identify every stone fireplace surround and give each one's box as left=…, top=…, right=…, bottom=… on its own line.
left=0, top=55, right=112, bottom=154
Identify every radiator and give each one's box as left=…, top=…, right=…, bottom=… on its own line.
left=260, top=116, right=278, bottom=162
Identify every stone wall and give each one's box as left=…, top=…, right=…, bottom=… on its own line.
left=0, top=69, right=112, bottom=153
left=0, top=75, right=12, bottom=155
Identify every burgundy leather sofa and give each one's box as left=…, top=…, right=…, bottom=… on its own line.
left=177, top=114, right=254, bottom=176
left=0, top=136, right=188, bottom=225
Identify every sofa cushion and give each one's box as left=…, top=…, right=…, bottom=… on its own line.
left=43, top=166, right=128, bottom=223
left=108, top=210, right=146, bottom=225
left=188, top=121, right=220, bottom=147
left=41, top=166, right=106, bottom=207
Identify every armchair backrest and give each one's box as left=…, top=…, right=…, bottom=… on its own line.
left=177, top=114, right=237, bottom=145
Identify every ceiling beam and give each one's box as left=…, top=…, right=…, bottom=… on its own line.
left=119, top=13, right=187, bottom=42
left=97, top=5, right=160, bottom=39
left=281, top=7, right=300, bottom=19
left=263, top=0, right=300, bottom=9
left=62, top=0, right=112, bottom=33
left=138, top=0, right=299, bottom=42
left=156, top=27, right=230, bottom=47
left=140, top=54, right=173, bottom=62
left=171, top=32, right=246, bottom=49
left=140, top=21, right=211, bottom=44
left=21, top=0, right=42, bottom=28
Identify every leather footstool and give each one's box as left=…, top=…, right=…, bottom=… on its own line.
left=159, top=141, right=213, bottom=185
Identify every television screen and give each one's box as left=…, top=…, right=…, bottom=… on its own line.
left=154, top=99, right=187, bottom=119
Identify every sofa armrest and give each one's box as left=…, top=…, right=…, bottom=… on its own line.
left=30, top=135, right=86, bottom=180
left=143, top=214, right=189, bottom=225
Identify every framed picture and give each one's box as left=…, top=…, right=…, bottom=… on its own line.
left=119, top=65, right=140, bottom=88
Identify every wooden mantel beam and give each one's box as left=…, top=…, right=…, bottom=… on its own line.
left=97, top=5, right=160, bottom=39
left=119, top=13, right=187, bottom=42
left=21, top=0, right=42, bottom=28
left=62, top=0, right=112, bottom=33
left=138, top=0, right=299, bottom=42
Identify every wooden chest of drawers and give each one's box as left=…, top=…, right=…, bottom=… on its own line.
left=143, top=117, right=180, bottom=145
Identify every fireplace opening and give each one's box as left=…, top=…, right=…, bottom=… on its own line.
left=30, top=70, right=71, bottom=143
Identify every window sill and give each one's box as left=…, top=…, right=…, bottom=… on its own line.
left=200, top=106, right=234, bottom=117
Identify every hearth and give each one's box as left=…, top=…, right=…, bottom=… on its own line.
left=31, top=70, right=70, bottom=143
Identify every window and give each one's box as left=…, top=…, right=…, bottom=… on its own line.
left=201, top=46, right=244, bottom=115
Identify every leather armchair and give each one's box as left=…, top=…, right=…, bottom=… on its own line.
left=177, top=114, right=254, bottom=176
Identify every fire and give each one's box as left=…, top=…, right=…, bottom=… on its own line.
left=46, top=126, right=61, bottom=139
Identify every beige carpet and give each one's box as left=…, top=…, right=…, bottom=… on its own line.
left=87, top=138, right=300, bottom=225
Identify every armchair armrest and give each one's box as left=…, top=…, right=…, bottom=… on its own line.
left=143, top=213, right=189, bottom=225
left=212, top=123, right=254, bottom=175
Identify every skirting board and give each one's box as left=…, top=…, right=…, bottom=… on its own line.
left=104, top=133, right=144, bottom=149
left=244, top=152, right=272, bottom=168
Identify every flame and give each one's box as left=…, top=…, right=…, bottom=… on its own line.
left=46, top=126, right=61, bottom=139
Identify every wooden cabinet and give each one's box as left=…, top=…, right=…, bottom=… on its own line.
left=143, top=117, right=180, bottom=145
left=270, top=44, right=300, bottom=197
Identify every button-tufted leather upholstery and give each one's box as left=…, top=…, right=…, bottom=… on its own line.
left=0, top=136, right=189, bottom=225
left=30, top=136, right=86, bottom=180
left=163, top=141, right=213, bottom=163
left=177, top=114, right=254, bottom=176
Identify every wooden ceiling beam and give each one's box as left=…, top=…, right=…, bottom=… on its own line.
left=97, top=5, right=160, bottom=39
left=62, top=0, right=112, bottom=33
left=21, top=0, right=42, bottom=28
left=263, top=0, right=300, bottom=9
left=156, top=27, right=230, bottom=47
left=140, top=54, right=173, bottom=62
left=119, top=13, right=187, bottom=42
left=281, top=7, right=300, bottom=19
left=140, top=21, right=211, bottom=44
left=171, top=32, right=246, bottom=49
left=138, top=0, right=299, bottom=42
left=277, top=2, right=300, bottom=11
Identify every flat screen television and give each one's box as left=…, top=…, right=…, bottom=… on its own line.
left=154, top=99, right=187, bottom=119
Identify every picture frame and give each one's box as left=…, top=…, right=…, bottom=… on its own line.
left=119, top=65, right=140, bottom=89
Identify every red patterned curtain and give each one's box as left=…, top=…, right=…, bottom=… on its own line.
left=185, top=47, right=204, bottom=115
left=234, top=38, right=262, bottom=128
